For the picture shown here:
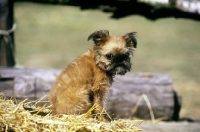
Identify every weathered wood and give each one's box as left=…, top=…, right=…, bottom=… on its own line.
left=0, top=68, right=60, bottom=102
left=0, top=68, right=181, bottom=120
left=0, top=77, right=14, bottom=96
left=106, top=73, right=181, bottom=120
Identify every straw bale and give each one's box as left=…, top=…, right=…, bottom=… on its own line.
left=0, top=93, right=143, bottom=132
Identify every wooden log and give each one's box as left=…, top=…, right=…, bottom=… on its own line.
left=106, top=73, right=181, bottom=120
left=0, top=68, right=60, bottom=102
left=0, top=68, right=181, bottom=120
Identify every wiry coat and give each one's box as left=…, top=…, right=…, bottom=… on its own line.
left=49, top=49, right=112, bottom=114
left=49, top=30, right=137, bottom=117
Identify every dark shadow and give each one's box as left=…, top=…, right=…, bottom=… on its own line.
left=172, top=91, right=181, bottom=121
left=15, top=0, right=200, bottom=21
left=109, top=1, right=200, bottom=21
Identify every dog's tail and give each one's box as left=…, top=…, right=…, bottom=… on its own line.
left=23, top=101, right=51, bottom=116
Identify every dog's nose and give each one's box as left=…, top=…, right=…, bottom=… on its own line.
left=114, top=54, right=129, bottom=63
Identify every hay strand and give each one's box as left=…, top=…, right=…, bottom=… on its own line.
left=0, top=93, right=143, bottom=132
left=130, top=94, right=155, bottom=123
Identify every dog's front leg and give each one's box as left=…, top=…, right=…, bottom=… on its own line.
left=92, top=90, right=105, bottom=120
left=92, top=83, right=110, bottom=120
left=94, top=90, right=104, bottom=112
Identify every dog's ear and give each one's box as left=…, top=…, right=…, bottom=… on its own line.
left=123, top=32, right=137, bottom=48
left=88, top=30, right=110, bottom=46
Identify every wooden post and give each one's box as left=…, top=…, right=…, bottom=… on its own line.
left=0, top=0, right=15, bottom=67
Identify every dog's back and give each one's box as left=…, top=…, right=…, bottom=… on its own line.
left=49, top=49, right=109, bottom=115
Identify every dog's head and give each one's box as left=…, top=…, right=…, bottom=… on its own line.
left=88, top=30, right=137, bottom=76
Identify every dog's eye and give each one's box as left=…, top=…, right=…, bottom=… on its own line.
left=123, top=55, right=128, bottom=60
left=106, top=54, right=114, bottom=60
left=122, top=53, right=130, bottom=60
left=125, top=52, right=130, bottom=56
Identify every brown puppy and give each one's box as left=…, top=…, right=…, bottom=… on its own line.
left=49, top=30, right=137, bottom=118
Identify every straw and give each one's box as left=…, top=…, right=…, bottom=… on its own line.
left=0, top=93, right=143, bottom=132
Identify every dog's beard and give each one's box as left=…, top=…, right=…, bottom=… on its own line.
left=95, top=52, right=132, bottom=76
left=106, top=61, right=131, bottom=76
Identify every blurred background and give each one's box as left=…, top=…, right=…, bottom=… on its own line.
left=1, top=0, right=200, bottom=120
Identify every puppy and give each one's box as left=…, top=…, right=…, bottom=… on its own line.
left=49, top=30, right=137, bottom=119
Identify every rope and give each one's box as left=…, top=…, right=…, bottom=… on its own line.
left=0, top=24, right=17, bottom=35
left=0, top=24, right=17, bottom=66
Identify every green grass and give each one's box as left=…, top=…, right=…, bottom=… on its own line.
left=14, top=2, right=200, bottom=119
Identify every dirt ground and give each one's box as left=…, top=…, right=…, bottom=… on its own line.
left=139, top=121, right=200, bottom=132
